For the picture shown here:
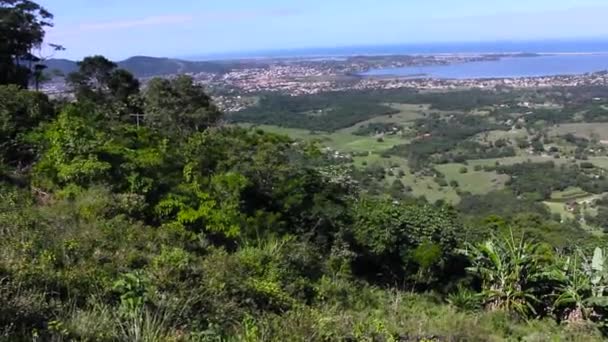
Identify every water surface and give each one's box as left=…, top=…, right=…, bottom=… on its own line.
left=361, top=54, right=608, bottom=79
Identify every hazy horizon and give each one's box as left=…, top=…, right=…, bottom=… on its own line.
left=38, top=0, right=608, bottom=60
left=42, top=38, right=608, bottom=62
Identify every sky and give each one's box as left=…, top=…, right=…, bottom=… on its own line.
left=38, top=0, right=608, bottom=60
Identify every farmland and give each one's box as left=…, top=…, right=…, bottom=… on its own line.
left=234, top=86, right=608, bottom=230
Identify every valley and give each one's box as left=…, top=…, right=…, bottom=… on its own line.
left=234, top=86, right=608, bottom=234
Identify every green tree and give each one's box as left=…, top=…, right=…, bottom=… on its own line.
left=33, top=106, right=113, bottom=188
left=0, top=84, right=53, bottom=166
left=0, top=0, right=53, bottom=87
left=67, top=55, right=140, bottom=119
left=143, top=75, right=221, bottom=137
left=154, top=128, right=351, bottom=247
left=350, top=197, right=459, bottom=285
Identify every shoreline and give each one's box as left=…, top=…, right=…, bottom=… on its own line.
left=358, top=71, right=608, bottom=81
left=203, top=51, right=608, bottom=62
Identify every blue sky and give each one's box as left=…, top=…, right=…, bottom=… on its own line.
left=39, top=0, right=608, bottom=60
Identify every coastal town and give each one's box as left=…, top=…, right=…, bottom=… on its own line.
left=39, top=53, right=608, bottom=113
left=201, top=67, right=608, bottom=112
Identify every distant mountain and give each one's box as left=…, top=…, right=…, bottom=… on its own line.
left=43, top=59, right=79, bottom=75
left=43, top=56, right=232, bottom=78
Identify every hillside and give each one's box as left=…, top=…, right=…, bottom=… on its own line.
left=6, top=0, right=608, bottom=340
left=43, top=56, right=231, bottom=77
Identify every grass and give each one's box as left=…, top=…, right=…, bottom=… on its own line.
left=244, top=107, right=599, bottom=205
left=544, top=191, right=605, bottom=232
left=435, top=163, right=509, bottom=196
left=473, top=129, right=529, bottom=144
left=245, top=104, right=445, bottom=154
left=243, top=123, right=409, bottom=153
left=550, top=123, right=608, bottom=140
left=589, top=157, right=608, bottom=170
left=337, top=103, right=428, bottom=134
left=353, top=154, right=461, bottom=203
left=550, top=187, right=590, bottom=202
left=324, top=132, right=406, bottom=153
left=247, top=116, right=526, bottom=204
left=243, top=287, right=604, bottom=342
left=466, top=155, right=573, bottom=168
left=543, top=201, right=575, bottom=221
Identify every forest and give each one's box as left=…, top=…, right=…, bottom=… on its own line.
left=229, top=88, right=526, bottom=132
left=3, top=1, right=608, bottom=341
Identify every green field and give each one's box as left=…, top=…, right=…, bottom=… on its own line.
left=543, top=201, right=575, bottom=221
left=544, top=189, right=605, bottom=230
left=244, top=100, right=608, bottom=206
left=550, top=123, right=608, bottom=140
left=435, top=163, right=509, bottom=195
left=243, top=103, right=433, bottom=154
left=353, top=154, right=461, bottom=203
left=589, top=157, right=608, bottom=170
left=245, top=104, right=478, bottom=203
left=473, top=129, right=528, bottom=144
left=550, top=187, right=590, bottom=202
left=248, top=124, right=408, bottom=153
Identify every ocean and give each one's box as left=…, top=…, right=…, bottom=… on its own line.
left=194, top=39, right=608, bottom=79
left=198, top=39, right=608, bottom=60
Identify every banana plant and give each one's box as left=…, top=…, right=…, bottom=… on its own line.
left=554, top=247, right=608, bottom=324
left=582, top=248, right=608, bottom=314
left=464, top=231, right=553, bottom=318
left=554, top=253, right=592, bottom=322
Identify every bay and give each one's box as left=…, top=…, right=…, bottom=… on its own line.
left=360, top=54, right=608, bottom=79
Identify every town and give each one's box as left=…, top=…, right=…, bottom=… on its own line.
left=39, top=53, right=608, bottom=113
left=202, top=65, right=608, bottom=112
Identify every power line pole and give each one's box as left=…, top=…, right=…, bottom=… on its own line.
left=130, top=113, right=145, bottom=128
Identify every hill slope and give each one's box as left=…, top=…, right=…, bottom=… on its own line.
left=43, top=56, right=230, bottom=77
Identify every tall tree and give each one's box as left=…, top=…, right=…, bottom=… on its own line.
left=143, top=75, right=221, bottom=137
left=0, top=84, right=54, bottom=166
left=0, top=0, right=53, bottom=87
left=67, top=55, right=117, bottom=101
left=67, top=55, right=141, bottom=118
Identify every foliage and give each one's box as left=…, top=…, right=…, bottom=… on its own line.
left=349, top=198, right=459, bottom=286
left=143, top=75, right=221, bottom=137
left=465, top=232, right=556, bottom=318
left=2, top=14, right=608, bottom=338
left=0, top=0, right=54, bottom=87
left=0, top=84, right=54, bottom=165
left=66, top=55, right=141, bottom=119
left=230, top=90, right=400, bottom=132
left=491, top=162, right=608, bottom=200
left=385, top=113, right=509, bottom=168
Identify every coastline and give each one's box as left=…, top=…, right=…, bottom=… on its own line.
left=358, top=53, right=608, bottom=79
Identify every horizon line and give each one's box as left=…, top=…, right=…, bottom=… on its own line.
left=53, top=37, right=608, bottom=62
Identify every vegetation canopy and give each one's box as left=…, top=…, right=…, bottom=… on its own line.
left=3, top=2, right=608, bottom=341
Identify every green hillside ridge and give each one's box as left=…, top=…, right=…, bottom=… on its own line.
left=43, top=55, right=233, bottom=77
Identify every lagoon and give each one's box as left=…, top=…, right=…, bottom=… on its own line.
left=361, top=54, right=608, bottom=79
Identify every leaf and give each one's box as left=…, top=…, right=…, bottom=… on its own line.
left=592, top=247, right=604, bottom=273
